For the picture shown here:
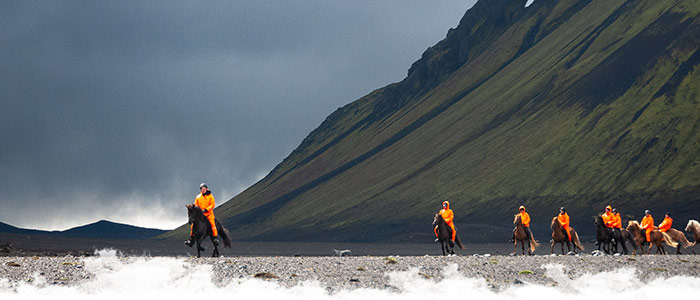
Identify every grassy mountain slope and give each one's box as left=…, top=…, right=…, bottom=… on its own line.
left=162, top=0, right=700, bottom=242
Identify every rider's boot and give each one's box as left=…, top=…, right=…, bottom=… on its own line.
left=184, top=236, right=194, bottom=247
left=212, top=236, right=220, bottom=246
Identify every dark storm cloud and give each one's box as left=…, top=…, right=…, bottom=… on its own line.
left=0, top=0, right=475, bottom=230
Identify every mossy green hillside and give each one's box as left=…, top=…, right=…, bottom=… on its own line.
left=160, top=0, right=700, bottom=242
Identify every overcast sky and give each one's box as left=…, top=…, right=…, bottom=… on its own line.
left=0, top=0, right=476, bottom=231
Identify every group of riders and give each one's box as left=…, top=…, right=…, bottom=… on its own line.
left=432, top=201, right=676, bottom=248
left=183, top=183, right=678, bottom=253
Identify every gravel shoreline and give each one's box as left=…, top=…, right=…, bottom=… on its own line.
left=2, top=255, right=699, bottom=292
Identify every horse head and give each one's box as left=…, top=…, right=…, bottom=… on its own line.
left=550, top=216, right=558, bottom=229
left=513, top=214, right=521, bottom=226
left=593, top=215, right=604, bottom=227
left=186, top=204, right=204, bottom=224
left=626, top=220, right=641, bottom=232
left=686, top=220, right=700, bottom=233
left=433, top=213, right=442, bottom=227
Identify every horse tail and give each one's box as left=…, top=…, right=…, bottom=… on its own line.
left=572, top=230, right=584, bottom=251
left=455, top=235, right=465, bottom=250
left=216, top=219, right=232, bottom=248
left=530, top=238, right=539, bottom=252
left=677, top=231, right=695, bottom=248
left=661, top=231, right=679, bottom=248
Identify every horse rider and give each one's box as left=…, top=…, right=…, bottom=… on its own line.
left=601, top=205, right=614, bottom=227
left=512, top=205, right=532, bottom=242
left=601, top=205, right=615, bottom=239
left=185, top=183, right=219, bottom=247
left=640, top=210, right=654, bottom=243
left=658, top=212, right=673, bottom=233
left=434, top=200, right=456, bottom=242
left=558, top=207, right=571, bottom=242
left=611, top=208, right=622, bottom=234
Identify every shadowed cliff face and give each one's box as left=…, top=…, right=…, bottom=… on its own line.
left=161, top=0, right=700, bottom=242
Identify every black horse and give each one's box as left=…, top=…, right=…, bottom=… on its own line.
left=433, top=214, right=465, bottom=255
left=593, top=216, right=629, bottom=254
left=186, top=204, right=231, bottom=257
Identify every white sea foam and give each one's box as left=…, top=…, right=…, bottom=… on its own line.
left=1, top=257, right=698, bottom=300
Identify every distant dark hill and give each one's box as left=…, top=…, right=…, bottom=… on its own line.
left=0, top=220, right=167, bottom=240
left=160, top=0, right=700, bottom=242
left=60, top=220, right=168, bottom=239
left=0, top=221, right=45, bottom=235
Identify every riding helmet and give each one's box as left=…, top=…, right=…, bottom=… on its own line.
left=666, top=212, right=671, bottom=217
left=519, top=205, right=525, bottom=211
left=199, top=182, right=208, bottom=189
left=560, top=207, right=565, bottom=212
left=605, top=205, right=612, bottom=211
left=645, top=209, right=651, bottom=215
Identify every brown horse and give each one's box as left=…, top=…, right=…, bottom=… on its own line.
left=663, top=228, right=695, bottom=254
left=626, top=221, right=678, bottom=254
left=685, top=220, right=700, bottom=255
left=513, top=214, right=538, bottom=255
left=550, top=216, right=584, bottom=254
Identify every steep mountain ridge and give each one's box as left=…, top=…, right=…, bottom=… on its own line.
left=163, top=0, right=700, bottom=242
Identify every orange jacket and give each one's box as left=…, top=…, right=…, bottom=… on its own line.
left=195, top=192, right=215, bottom=216
left=611, top=213, right=622, bottom=229
left=557, top=212, right=570, bottom=228
left=658, top=216, right=672, bottom=232
left=641, top=215, right=654, bottom=231
left=518, top=211, right=531, bottom=227
left=601, top=212, right=614, bottom=228
left=440, top=201, right=454, bottom=224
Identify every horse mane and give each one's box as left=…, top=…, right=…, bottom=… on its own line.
left=433, top=213, right=442, bottom=225
left=626, top=221, right=641, bottom=233
left=550, top=216, right=559, bottom=228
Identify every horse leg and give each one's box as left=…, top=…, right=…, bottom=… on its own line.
left=197, top=236, right=206, bottom=252
left=211, top=236, right=220, bottom=257
left=527, top=240, right=532, bottom=255
left=550, top=240, right=555, bottom=254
